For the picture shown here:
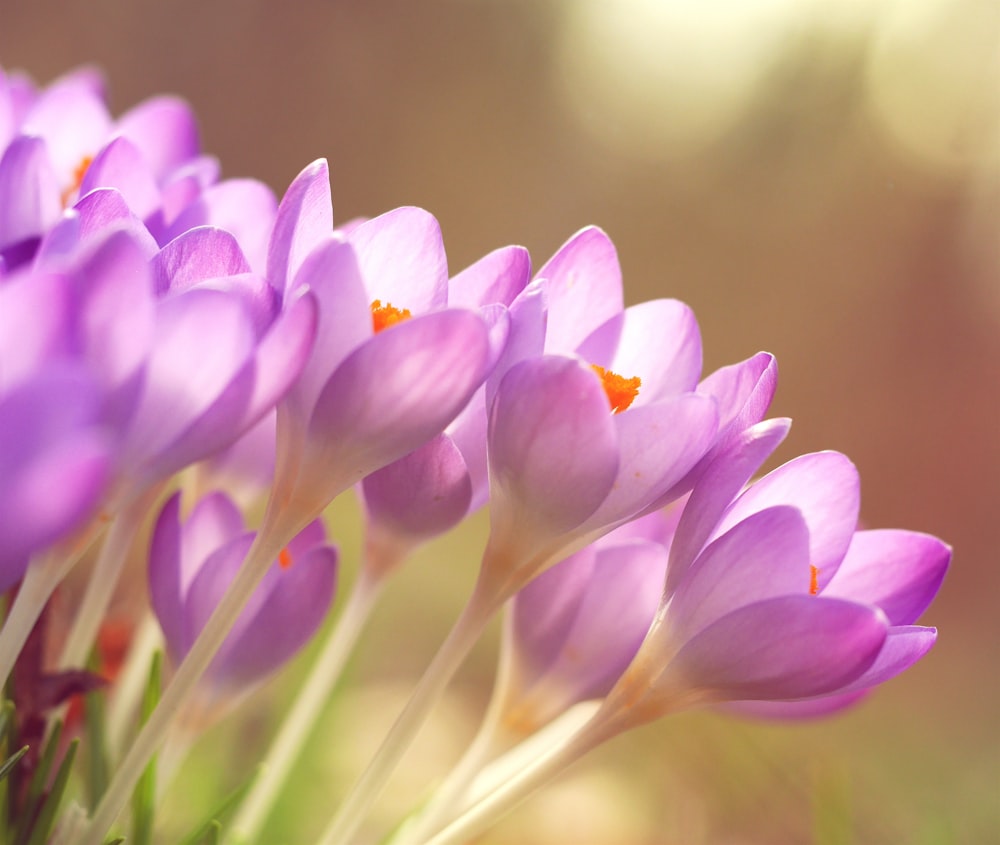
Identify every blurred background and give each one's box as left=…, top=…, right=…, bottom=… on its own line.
left=2, top=1, right=997, bottom=842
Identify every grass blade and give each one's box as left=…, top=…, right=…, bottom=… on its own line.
left=130, top=652, right=162, bottom=845
left=24, top=737, right=79, bottom=845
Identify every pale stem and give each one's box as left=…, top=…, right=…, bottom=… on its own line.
left=73, top=527, right=290, bottom=845
left=315, top=582, right=500, bottom=845
left=0, top=550, right=78, bottom=689
left=226, top=571, right=384, bottom=844
left=57, top=491, right=157, bottom=671
left=421, top=710, right=621, bottom=845
left=105, top=614, right=163, bottom=762
left=390, top=624, right=514, bottom=845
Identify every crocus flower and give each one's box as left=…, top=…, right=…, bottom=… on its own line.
left=148, top=490, right=337, bottom=691
left=502, top=509, right=679, bottom=735
left=359, top=244, right=533, bottom=555
left=259, top=161, right=497, bottom=542
left=596, top=450, right=948, bottom=727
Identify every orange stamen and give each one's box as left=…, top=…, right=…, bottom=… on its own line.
left=591, top=364, right=641, bottom=414
left=809, top=565, right=820, bottom=596
left=279, top=547, right=294, bottom=569
left=61, top=155, right=93, bottom=207
left=371, top=299, right=412, bottom=333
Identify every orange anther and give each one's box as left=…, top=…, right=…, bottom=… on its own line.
left=279, top=547, right=294, bottom=569
left=371, top=299, right=412, bottom=333
left=591, top=364, right=641, bottom=414
left=61, top=155, right=93, bottom=207
left=809, top=565, right=820, bottom=596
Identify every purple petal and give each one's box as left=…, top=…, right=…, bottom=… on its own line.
left=22, top=77, right=110, bottom=179
left=162, top=179, right=277, bottom=273
left=267, top=159, right=332, bottom=296
left=661, top=595, right=887, bottom=702
left=181, top=491, right=246, bottom=565
left=302, top=309, right=492, bottom=500
left=823, top=530, right=950, bottom=625
left=487, top=356, right=619, bottom=552
left=484, top=281, right=547, bottom=409
left=712, top=451, right=860, bottom=592
left=449, top=245, right=531, bottom=308
left=361, top=433, right=473, bottom=541
left=833, top=626, right=937, bottom=694
left=211, top=545, right=338, bottom=686
left=727, top=691, right=870, bottom=720
left=0, top=369, right=110, bottom=583
left=347, top=207, right=448, bottom=313
left=536, top=227, right=623, bottom=353
left=78, top=136, right=160, bottom=220
left=666, top=418, right=792, bottom=593
left=148, top=492, right=187, bottom=657
left=667, top=506, right=811, bottom=641
left=0, top=135, right=61, bottom=251
left=577, top=300, right=703, bottom=401
left=698, top=351, right=778, bottom=437
left=41, top=187, right=159, bottom=260
left=580, top=394, right=719, bottom=534
left=139, top=291, right=316, bottom=487
left=153, top=226, right=252, bottom=296
left=286, top=238, right=371, bottom=423
left=115, top=95, right=200, bottom=181
left=0, top=271, right=72, bottom=392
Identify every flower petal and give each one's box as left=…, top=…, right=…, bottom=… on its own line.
left=449, top=245, right=531, bottom=308
left=660, top=595, right=887, bottom=702
left=361, top=432, right=473, bottom=541
left=537, top=226, right=623, bottom=354
left=347, top=206, right=448, bottom=313
left=267, top=159, right=332, bottom=296
left=823, top=530, right=950, bottom=625
left=0, top=135, right=61, bottom=253
left=713, top=451, right=860, bottom=591
left=115, top=95, right=200, bottom=181
left=152, top=226, right=252, bottom=296
left=79, top=136, right=161, bottom=220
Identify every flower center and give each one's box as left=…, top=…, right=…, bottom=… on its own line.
left=61, top=155, right=93, bottom=207
left=809, top=564, right=819, bottom=596
left=371, top=299, right=411, bottom=334
left=279, top=547, right=294, bottom=569
left=591, top=364, right=641, bottom=414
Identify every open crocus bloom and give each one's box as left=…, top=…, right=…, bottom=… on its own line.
left=148, top=490, right=337, bottom=691
left=259, top=161, right=498, bottom=541
left=599, top=450, right=948, bottom=725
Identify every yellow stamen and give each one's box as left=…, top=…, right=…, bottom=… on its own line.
left=61, top=155, right=93, bottom=207
left=809, top=565, right=820, bottom=596
left=279, top=548, right=294, bottom=570
left=371, top=299, right=411, bottom=334
left=591, top=364, right=641, bottom=414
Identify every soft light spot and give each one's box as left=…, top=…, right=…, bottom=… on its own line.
left=809, top=564, right=820, bottom=596
left=62, top=155, right=93, bottom=207
left=591, top=364, right=641, bottom=413
left=279, top=547, right=294, bottom=570
left=371, top=299, right=412, bottom=333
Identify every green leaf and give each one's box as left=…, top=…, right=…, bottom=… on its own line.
left=83, top=652, right=111, bottom=811
left=24, top=738, right=79, bottom=845
left=0, top=746, right=28, bottom=782
left=0, top=700, right=15, bottom=746
left=130, top=652, right=162, bottom=845
left=177, top=766, right=262, bottom=845
left=201, top=821, right=221, bottom=845
left=103, top=838, right=126, bottom=845
left=15, top=720, right=64, bottom=844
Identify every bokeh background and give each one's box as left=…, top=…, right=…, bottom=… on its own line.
left=2, top=1, right=998, bottom=842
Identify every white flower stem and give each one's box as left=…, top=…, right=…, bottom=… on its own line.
left=226, top=571, right=384, bottom=844
left=422, top=710, right=620, bottom=845
left=315, top=581, right=500, bottom=845
left=105, top=613, right=163, bottom=762
left=57, top=490, right=158, bottom=671
left=74, top=525, right=290, bottom=845
left=0, top=550, right=78, bottom=689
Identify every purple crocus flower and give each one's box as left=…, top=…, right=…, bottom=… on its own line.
left=503, top=509, right=679, bottom=735
left=358, top=244, right=532, bottom=553
left=596, top=450, right=948, bottom=725
left=0, top=65, right=206, bottom=269
left=258, top=161, right=497, bottom=542
left=148, top=490, right=337, bottom=690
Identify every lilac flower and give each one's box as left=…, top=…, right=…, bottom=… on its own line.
left=148, top=490, right=337, bottom=690
left=359, top=245, right=532, bottom=553
left=597, top=450, right=948, bottom=725
left=259, top=161, right=497, bottom=540
left=503, top=509, right=679, bottom=735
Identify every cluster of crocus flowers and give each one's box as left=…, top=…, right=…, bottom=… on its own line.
left=0, top=64, right=947, bottom=845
